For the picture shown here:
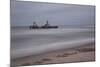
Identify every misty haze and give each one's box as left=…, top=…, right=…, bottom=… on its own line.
left=11, top=1, right=95, bottom=66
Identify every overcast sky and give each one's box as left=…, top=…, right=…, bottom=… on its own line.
left=11, top=1, right=95, bottom=26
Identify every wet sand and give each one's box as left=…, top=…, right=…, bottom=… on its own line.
left=11, top=42, right=95, bottom=66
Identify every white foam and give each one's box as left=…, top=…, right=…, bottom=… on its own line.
left=11, top=38, right=94, bottom=59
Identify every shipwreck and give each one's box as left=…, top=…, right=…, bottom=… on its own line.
left=29, top=21, right=58, bottom=29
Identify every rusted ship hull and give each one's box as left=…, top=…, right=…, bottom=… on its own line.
left=30, top=26, right=58, bottom=29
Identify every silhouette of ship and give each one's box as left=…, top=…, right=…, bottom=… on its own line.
left=30, top=21, right=58, bottom=29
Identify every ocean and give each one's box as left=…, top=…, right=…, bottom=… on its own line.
left=11, top=26, right=95, bottom=59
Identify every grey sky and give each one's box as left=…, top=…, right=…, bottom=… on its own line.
left=11, top=1, right=95, bottom=26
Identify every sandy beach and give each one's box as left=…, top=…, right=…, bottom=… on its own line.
left=11, top=42, right=95, bottom=66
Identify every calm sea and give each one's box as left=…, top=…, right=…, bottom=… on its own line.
left=11, top=26, right=95, bottom=58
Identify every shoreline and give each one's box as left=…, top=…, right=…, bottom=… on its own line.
left=11, top=42, right=95, bottom=66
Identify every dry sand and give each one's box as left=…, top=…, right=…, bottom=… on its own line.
left=11, top=42, right=95, bottom=67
